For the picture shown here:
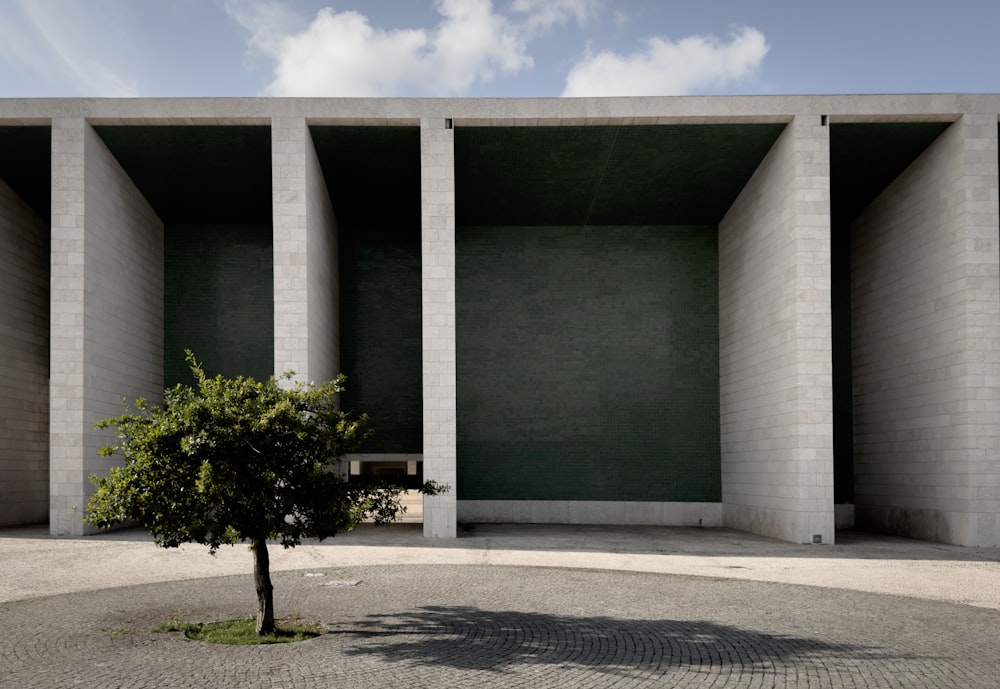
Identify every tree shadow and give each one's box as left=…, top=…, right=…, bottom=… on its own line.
left=335, top=605, right=916, bottom=678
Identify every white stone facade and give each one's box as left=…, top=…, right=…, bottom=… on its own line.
left=49, top=121, right=164, bottom=535
left=272, top=117, right=340, bottom=386
left=718, top=116, right=835, bottom=545
left=851, top=114, right=1000, bottom=546
left=0, top=95, right=997, bottom=546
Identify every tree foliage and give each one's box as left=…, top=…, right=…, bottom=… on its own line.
left=86, top=352, right=443, bottom=634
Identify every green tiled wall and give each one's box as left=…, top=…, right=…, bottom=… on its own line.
left=164, top=225, right=274, bottom=387
left=457, top=226, right=720, bottom=502
left=339, top=225, right=423, bottom=453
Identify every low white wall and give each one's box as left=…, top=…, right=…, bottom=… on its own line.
left=458, top=501, right=723, bottom=527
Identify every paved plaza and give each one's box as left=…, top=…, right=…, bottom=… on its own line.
left=2, top=524, right=999, bottom=688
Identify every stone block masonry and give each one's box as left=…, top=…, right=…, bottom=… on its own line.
left=272, top=117, right=340, bottom=386
left=0, top=178, right=49, bottom=526
left=719, top=115, right=835, bottom=545
left=49, top=121, right=164, bottom=536
left=421, top=118, right=458, bottom=538
left=851, top=114, right=1000, bottom=546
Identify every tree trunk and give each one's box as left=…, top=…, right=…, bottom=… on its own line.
left=251, top=536, right=275, bottom=635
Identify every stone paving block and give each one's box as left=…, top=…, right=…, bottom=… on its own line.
left=3, top=564, right=998, bottom=688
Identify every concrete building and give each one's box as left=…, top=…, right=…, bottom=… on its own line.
left=0, top=95, right=997, bottom=547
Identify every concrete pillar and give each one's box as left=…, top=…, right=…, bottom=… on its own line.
left=272, top=117, right=339, bottom=385
left=49, top=120, right=164, bottom=535
left=420, top=118, right=457, bottom=538
left=0, top=176, right=49, bottom=526
left=851, top=113, right=1000, bottom=547
left=718, top=115, right=835, bottom=544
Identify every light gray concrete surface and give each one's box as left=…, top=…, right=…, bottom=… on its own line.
left=0, top=93, right=989, bottom=124
left=2, top=522, right=998, bottom=610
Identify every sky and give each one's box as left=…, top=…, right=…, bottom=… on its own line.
left=0, top=0, right=998, bottom=99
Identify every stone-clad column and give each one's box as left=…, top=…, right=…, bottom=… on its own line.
left=49, top=118, right=88, bottom=535
left=960, top=114, right=1000, bottom=547
left=420, top=118, right=457, bottom=538
left=272, top=118, right=339, bottom=386
left=718, top=115, right=835, bottom=545
left=49, top=120, right=164, bottom=535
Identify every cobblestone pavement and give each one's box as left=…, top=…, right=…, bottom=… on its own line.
left=3, top=564, right=999, bottom=688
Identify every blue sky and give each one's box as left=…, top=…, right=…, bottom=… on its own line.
left=1, top=0, right=998, bottom=98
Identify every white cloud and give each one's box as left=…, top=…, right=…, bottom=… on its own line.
left=227, top=0, right=544, bottom=97
left=223, top=0, right=310, bottom=58
left=510, top=0, right=598, bottom=34
left=611, top=9, right=632, bottom=29
left=226, top=0, right=604, bottom=97
left=562, top=26, right=769, bottom=97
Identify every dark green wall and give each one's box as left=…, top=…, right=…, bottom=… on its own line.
left=339, top=225, right=423, bottom=453
left=164, top=225, right=274, bottom=387
left=457, top=225, right=720, bottom=502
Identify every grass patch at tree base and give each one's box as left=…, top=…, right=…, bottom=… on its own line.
left=153, top=617, right=326, bottom=645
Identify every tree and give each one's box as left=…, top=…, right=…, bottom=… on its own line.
left=85, top=352, right=444, bottom=635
